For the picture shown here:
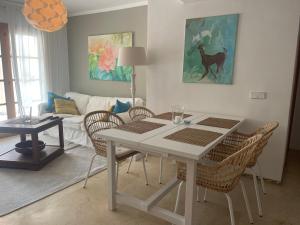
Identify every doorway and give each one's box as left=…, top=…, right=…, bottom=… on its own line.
left=288, top=23, right=300, bottom=152
left=285, top=20, right=300, bottom=173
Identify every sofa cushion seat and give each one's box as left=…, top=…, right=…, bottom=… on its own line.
left=42, top=113, right=83, bottom=130
left=63, top=115, right=85, bottom=130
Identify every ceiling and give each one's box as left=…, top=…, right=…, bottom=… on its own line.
left=6, top=0, right=148, bottom=16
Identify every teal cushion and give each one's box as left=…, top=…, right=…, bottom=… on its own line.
left=47, top=92, right=70, bottom=112
left=113, top=100, right=131, bottom=114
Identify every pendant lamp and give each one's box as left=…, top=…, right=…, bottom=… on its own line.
left=23, top=0, right=68, bottom=32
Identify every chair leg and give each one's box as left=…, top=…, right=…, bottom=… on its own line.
left=142, top=157, right=149, bottom=185
left=145, top=153, right=149, bottom=161
left=203, top=188, right=208, bottom=202
left=159, top=156, right=163, bottom=184
left=250, top=169, right=263, bottom=217
left=116, top=162, right=119, bottom=188
left=240, top=180, right=254, bottom=224
left=196, top=186, right=200, bottom=202
left=127, top=156, right=134, bottom=173
left=83, top=154, right=97, bottom=188
left=174, top=181, right=185, bottom=214
left=225, top=193, right=236, bottom=225
left=256, top=162, right=266, bottom=195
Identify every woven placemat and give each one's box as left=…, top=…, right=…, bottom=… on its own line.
left=116, top=121, right=165, bottom=134
left=154, top=112, right=192, bottom=121
left=197, top=117, right=240, bottom=129
left=164, top=128, right=222, bottom=147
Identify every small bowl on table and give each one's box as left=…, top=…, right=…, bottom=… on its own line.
left=15, top=140, right=46, bottom=155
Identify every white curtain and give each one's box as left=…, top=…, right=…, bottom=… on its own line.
left=0, top=1, right=70, bottom=115
left=43, top=28, right=70, bottom=96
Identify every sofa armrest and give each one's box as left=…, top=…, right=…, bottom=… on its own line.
left=38, top=102, right=48, bottom=116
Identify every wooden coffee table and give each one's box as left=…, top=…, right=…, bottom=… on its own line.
left=0, top=117, right=64, bottom=170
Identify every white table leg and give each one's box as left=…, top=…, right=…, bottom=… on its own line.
left=185, top=159, right=197, bottom=225
left=107, top=141, right=117, bottom=211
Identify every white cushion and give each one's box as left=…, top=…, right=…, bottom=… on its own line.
left=85, top=96, right=110, bottom=114
left=63, top=115, right=84, bottom=130
left=107, top=97, right=144, bottom=108
left=117, top=112, right=131, bottom=123
left=42, top=113, right=83, bottom=130
left=65, top=92, right=90, bottom=115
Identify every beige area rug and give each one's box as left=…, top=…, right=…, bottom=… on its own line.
left=0, top=135, right=106, bottom=216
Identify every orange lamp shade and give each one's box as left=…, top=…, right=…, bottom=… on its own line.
left=23, top=0, right=68, bottom=32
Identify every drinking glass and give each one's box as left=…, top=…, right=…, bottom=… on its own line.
left=171, top=105, right=184, bottom=124
left=20, top=106, right=32, bottom=123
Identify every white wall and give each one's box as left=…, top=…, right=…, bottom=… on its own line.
left=146, top=0, right=300, bottom=181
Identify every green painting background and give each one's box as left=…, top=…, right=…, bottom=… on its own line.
left=183, top=14, right=239, bottom=84
left=88, top=32, right=133, bottom=82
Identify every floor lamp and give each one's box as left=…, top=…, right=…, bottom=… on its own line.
left=118, top=47, right=146, bottom=107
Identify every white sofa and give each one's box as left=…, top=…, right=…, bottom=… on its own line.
left=39, top=92, right=144, bottom=147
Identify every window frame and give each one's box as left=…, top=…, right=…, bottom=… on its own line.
left=0, top=23, right=16, bottom=120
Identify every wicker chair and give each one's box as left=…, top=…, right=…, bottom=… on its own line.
left=206, top=121, right=279, bottom=216
left=174, top=134, right=263, bottom=225
left=128, top=106, right=165, bottom=184
left=83, top=110, right=149, bottom=188
left=129, top=106, right=155, bottom=121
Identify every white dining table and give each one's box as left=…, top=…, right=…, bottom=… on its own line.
left=99, top=112, right=244, bottom=225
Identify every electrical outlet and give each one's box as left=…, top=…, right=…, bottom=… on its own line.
left=249, top=91, right=267, bottom=100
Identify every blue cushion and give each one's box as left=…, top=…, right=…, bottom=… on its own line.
left=47, top=92, right=70, bottom=112
left=113, top=100, right=131, bottom=114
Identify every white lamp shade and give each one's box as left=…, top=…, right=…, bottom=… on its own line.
left=118, top=47, right=147, bottom=66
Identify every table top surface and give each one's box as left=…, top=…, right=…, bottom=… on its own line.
left=0, top=117, right=63, bottom=132
left=99, top=112, right=244, bottom=161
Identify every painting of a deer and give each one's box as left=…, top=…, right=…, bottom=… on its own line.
left=198, top=44, right=226, bottom=79
left=183, top=14, right=238, bottom=84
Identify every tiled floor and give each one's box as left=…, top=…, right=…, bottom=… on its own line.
left=1, top=151, right=300, bottom=225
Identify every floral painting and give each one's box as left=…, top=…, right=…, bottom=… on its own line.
left=183, top=14, right=239, bottom=84
left=88, top=32, right=133, bottom=81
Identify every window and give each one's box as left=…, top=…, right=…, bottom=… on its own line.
left=0, top=23, right=15, bottom=121
left=0, top=22, right=45, bottom=120
left=15, top=34, right=44, bottom=116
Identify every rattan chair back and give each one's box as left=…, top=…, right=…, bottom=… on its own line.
left=129, top=106, right=155, bottom=121
left=84, top=111, right=125, bottom=157
left=220, top=121, right=279, bottom=167
left=255, top=121, right=279, bottom=135
left=177, top=134, right=262, bottom=192
left=248, top=121, right=279, bottom=166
